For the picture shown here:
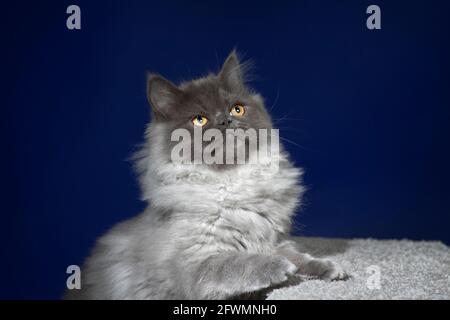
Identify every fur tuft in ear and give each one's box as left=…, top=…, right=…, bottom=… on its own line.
left=146, top=74, right=182, bottom=119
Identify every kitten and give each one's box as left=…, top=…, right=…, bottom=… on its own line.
left=65, top=51, right=348, bottom=300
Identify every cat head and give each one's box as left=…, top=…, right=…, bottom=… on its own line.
left=145, top=50, right=274, bottom=167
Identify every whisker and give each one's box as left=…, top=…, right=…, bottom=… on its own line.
left=276, top=127, right=304, bottom=134
left=291, top=222, right=306, bottom=234
left=269, top=88, right=280, bottom=112
left=280, top=137, right=309, bottom=151
left=273, top=117, right=306, bottom=123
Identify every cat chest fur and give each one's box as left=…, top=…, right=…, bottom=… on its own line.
left=167, top=163, right=301, bottom=254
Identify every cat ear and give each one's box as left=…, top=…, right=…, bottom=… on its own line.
left=219, top=50, right=245, bottom=92
left=146, top=74, right=182, bottom=119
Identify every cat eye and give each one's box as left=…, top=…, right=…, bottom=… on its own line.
left=230, top=104, right=246, bottom=117
left=192, top=115, right=208, bottom=127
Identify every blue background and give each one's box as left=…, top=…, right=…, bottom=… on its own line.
left=2, top=0, right=450, bottom=299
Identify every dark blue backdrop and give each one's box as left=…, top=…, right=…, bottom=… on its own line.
left=2, top=0, right=449, bottom=299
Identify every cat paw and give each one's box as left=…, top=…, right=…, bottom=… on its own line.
left=306, top=259, right=349, bottom=281
left=260, top=256, right=298, bottom=286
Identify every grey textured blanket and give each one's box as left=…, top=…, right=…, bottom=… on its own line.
left=267, top=237, right=450, bottom=300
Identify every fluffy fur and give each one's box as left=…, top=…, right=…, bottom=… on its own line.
left=65, top=51, right=348, bottom=300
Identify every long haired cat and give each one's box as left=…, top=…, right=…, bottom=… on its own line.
left=65, top=51, right=348, bottom=300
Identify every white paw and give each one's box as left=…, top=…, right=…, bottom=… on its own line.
left=306, top=259, right=350, bottom=281
left=267, top=257, right=298, bottom=285
left=320, top=261, right=349, bottom=281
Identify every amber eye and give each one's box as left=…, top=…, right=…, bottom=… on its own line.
left=192, top=115, right=208, bottom=127
left=230, top=104, right=246, bottom=117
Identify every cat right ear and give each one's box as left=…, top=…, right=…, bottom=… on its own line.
left=146, top=74, right=182, bottom=119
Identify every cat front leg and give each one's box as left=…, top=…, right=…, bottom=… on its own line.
left=182, top=252, right=298, bottom=299
left=276, top=240, right=349, bottom=281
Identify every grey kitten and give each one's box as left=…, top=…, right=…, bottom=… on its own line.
left=65, top=51, right=348, bottom=300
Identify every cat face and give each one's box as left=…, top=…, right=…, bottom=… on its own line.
left=146, top=51, right=273, bottom=167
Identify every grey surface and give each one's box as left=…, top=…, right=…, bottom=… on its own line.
left=267, top=237, right=450, bottom=300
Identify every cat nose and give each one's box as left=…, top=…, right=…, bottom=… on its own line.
left=218, top=118, right=233, bottom=127
left=220, top=119, right=233, bottom=125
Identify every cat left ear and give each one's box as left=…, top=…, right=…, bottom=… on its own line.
left=219, top=50, right=245, bottom=92
left=146, top=74, right=182, bottom=119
